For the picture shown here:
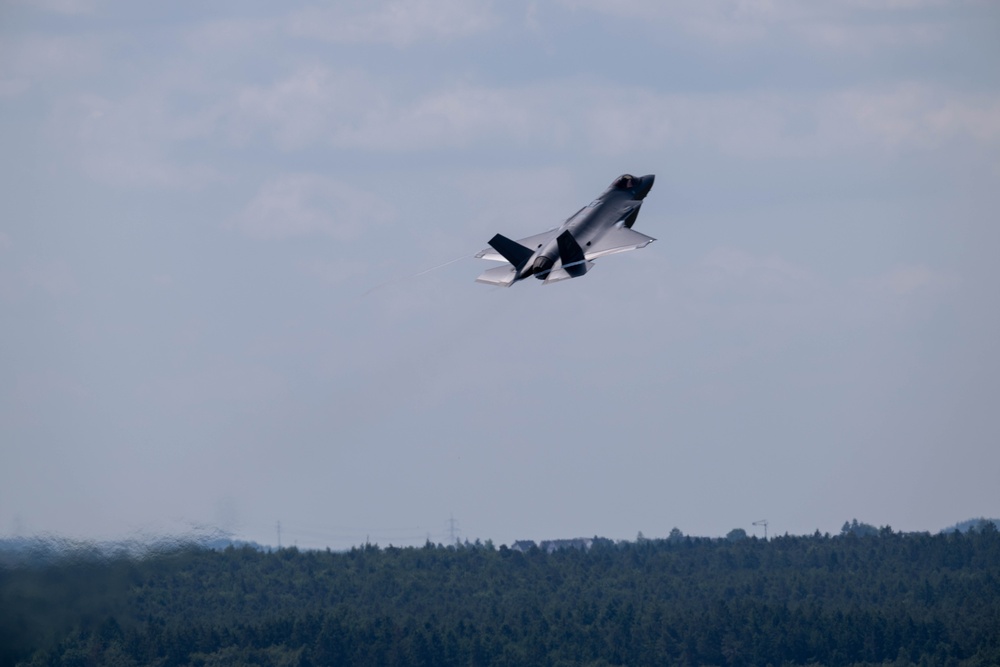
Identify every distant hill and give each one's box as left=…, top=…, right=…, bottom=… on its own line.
left=4, top=515, right=999, bottom=560
left=0, top=534, right=267, bottom=567
left=939, top=517, right=1000, bottom=534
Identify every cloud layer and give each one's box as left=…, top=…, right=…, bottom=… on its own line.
left=1, top=0, right=997, bottom=548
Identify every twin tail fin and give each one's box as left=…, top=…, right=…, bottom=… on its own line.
left=487, top=234, right=534, bottom=270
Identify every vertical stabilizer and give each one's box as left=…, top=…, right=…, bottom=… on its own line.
left=487, top=234, right=534, bottom=270
left=555, top=230, right=589, bottom=278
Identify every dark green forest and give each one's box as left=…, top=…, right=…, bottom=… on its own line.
left=2, top=525, right=999, bottom=667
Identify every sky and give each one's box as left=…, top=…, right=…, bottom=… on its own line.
left=1, top=0, right=998, bottom=550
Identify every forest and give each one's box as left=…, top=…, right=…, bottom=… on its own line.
left=2, top=524, right=999, bottom=667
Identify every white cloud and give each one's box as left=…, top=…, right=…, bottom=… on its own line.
left=229, top=174, right=396, bottom=240
left=47, top=90, right=226, bottom=189
left=843, top=0, right=954, bottom=8
left=182, top=1, right=496, bottom=56
left=8, top=0, right=99, bottom=15
left=34, top=45, right=999, bottom=190
left=556, top=0, right=960, bottom=49
left=228, top=66, right=1000, bottom=158
left=700, top=246, right=815, bottom=296
left=0, top=34, right=104, bottom=84
left=795, top=19, right=942, bottom=51
left=874, top=265, right=959, bottom=296
left=832, top=85, right=1000, bottom=149
left=183, top=17, right=279, bottom=54
left=349, top=86, right=542, bottom=150
left=228, top=67, right=557, bottom=151
left=22, top=259, right=78, bottom=297
left=229, top=73, right=529, bottom=151
left=587, top=84, right=1000, bottom=157
left=0, top=79, right=29, bottom=97
left=130, top=363, right=290, bottom=414
left=229, top=67, right=385, bottom=151
left=0, top=236, right=17, bottom=301
left=298, top=259, right=370, bottom=286
left=10, top=370, right=91, bottom=410
left=287, top=0, right=497, bottom=47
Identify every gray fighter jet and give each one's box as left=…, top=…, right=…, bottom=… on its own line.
left=475, top=173, right=656, bottom=286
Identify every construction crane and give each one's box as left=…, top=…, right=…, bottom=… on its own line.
left=753, top=519, right=769, bottom=540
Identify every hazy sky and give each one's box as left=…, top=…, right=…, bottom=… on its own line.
left=2, top=0, right=998, bottom=550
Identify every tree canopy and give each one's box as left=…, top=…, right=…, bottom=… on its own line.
left=2, top=528, right=999, bottom=666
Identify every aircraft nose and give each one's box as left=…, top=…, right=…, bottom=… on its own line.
left=635, top=174, right=655, bottom=200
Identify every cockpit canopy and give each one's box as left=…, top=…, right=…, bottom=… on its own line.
left=612, top=174, right=637, bottom=190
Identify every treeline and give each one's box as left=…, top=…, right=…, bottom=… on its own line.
left=2, top=527, right=1000, bottom=666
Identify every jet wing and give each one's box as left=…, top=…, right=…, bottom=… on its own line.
left=475, top=228, right=559, bottom=262
left=543, top=261, right=594, bottom=284
left=583, top=226, right=656, bottom=260
left=475, top=265, right=518, bottom=286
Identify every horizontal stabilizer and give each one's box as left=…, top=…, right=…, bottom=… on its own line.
left=543, top=261, right=594, bottom=284
left=475, top=265, right=518, bottom=286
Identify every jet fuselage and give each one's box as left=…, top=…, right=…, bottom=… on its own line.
left=475, top=173, right=656, bottom=286
left=520, top=174, right=654, bottom=280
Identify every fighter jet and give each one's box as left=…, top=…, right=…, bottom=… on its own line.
left=474, top=174, right=656, bottom=286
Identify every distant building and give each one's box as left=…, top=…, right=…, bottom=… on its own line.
left=510, top=540, right=537, bottom=552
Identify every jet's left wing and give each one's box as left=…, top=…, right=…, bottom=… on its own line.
left=583, top=226, right=656, bottom=260
left=475, top=228, right=559, bottom=262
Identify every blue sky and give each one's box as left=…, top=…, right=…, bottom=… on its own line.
left=2, top=0, right=998, bottom=549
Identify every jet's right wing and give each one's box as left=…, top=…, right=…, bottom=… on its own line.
left=584, top=226, right=656, bottom=261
